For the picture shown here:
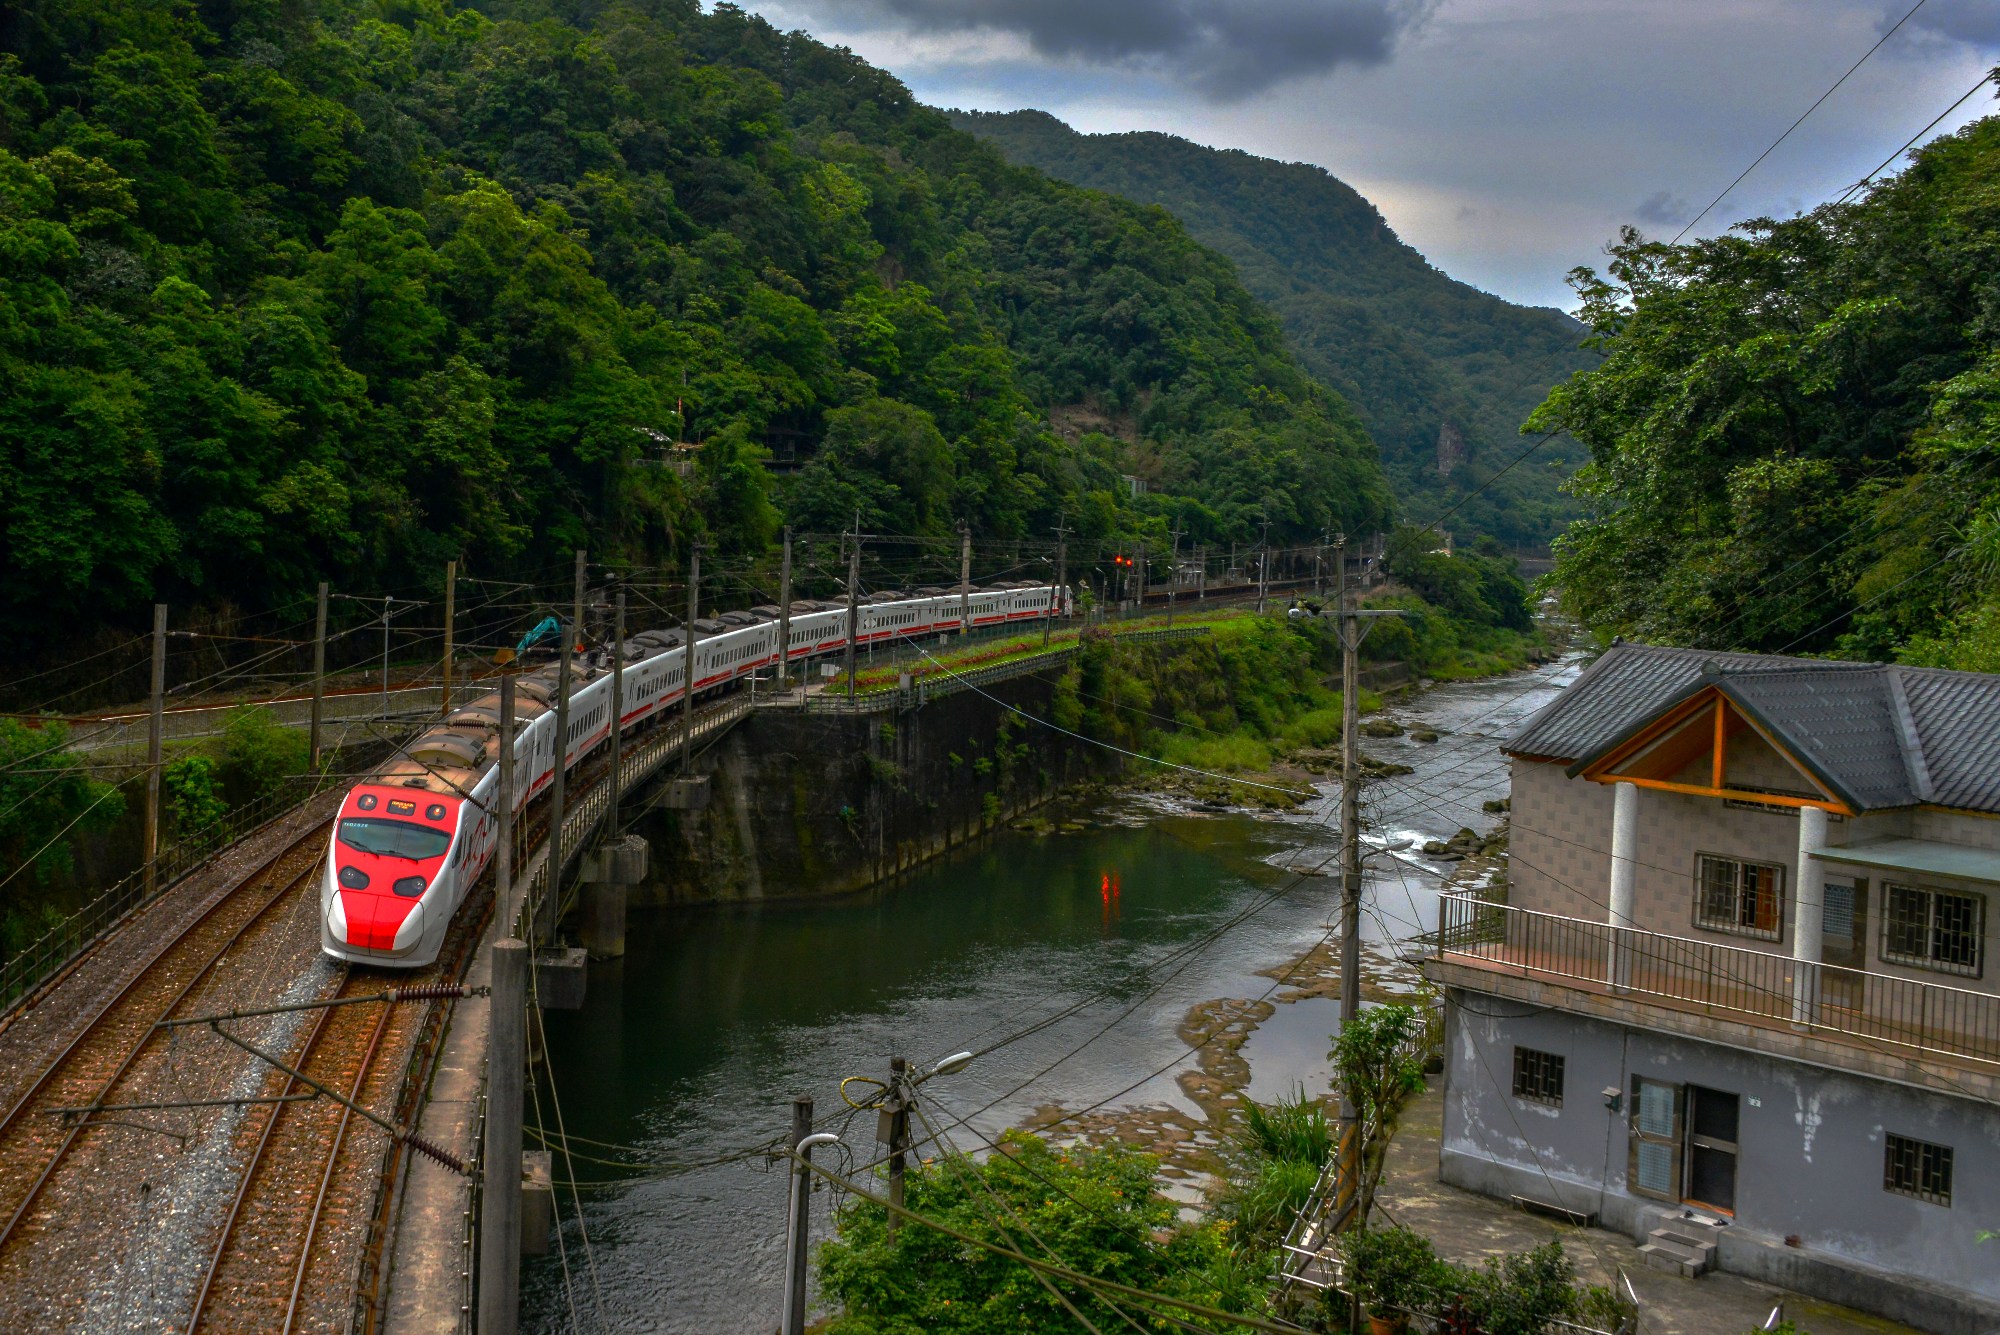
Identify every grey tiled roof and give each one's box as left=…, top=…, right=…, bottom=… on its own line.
left=1505, top=643, right=2000, bottom=814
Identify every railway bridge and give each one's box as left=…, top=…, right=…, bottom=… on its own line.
left=0, top=615, right=1215, bottom=1331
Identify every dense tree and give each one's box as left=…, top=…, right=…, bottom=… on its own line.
left=957, top=109, right=1599, bottom=547
left=0, top=0, right=1391, bottom=655
left=1527, top=110, right=2000, bottom=663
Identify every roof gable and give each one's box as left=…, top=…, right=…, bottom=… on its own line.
left=1510, top=644, right=2000, bottom=815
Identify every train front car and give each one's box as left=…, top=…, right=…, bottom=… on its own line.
left=321, top=785, right=464, bottom=966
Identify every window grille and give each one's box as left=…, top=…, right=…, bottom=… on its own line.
left=1884, top=1133, right=1952, bottom=1206
left=1694, top=855, right=1784, bottom=940
left=1511, top=1047, right=1564, bottom=1105
left=1882, top=884, right=1984, bottom=978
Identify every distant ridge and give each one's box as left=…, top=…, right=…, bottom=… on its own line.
left=955, top=109, right=1599, bottom=544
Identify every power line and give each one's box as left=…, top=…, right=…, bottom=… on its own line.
left=1832, top=66, right=1999, bottom=209
left=1671, top=0, right=1933, bottom=243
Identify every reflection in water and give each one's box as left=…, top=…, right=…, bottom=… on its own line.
left=522, top=660, right=1577, bottom=1332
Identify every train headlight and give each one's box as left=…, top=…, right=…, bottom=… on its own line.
left=393, top=875, right=426, bottom=898
left=339, top=865, right=371, bottom=889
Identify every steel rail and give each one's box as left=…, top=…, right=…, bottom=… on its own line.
left=186, top=977, right=347, bottom=1334
left=286, top=999, right=396, bottom=1334
left=0, top=822, right=333, bottom=1247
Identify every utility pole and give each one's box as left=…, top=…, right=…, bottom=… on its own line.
left=1166, top=524, right=1181, bottom=628
left=479, top=936, right=527, bottom=1335
left=1331, top=535, right=1404, bottom=1225
left=884, top=1056, right=911, bottom=1239
left=680, top=546, right=700, bottom=774
left=571, top=549, right=587, bottom=653
left=1315, top=529, right=1328, bottom=599
left=1136, top=541, right=1148, bottom=611
left=777, top=526, right=794, bottom=691
left=1197, top=546, right=1207, bottom=601
left=843, top=512, right=862, bottom=700
left=498, top=673, right=516, bottom=929
left=957, top=521, right=972, bottom=639
left=607, top=587, right=625, bottom=839
left=1256, top=517, right=1271, bottom=614
left=542, top=622, right=573, bottom=947
left=782, top=1095, right=816, bottom=1335
left=144, top=605, right=166, bottom=898
left=380, top=594, right=394, bottom=719
left=1044, top=521, right=1068, bottom=648
left=441, top=559, right=457, bottom=717
left=310, top=583, right=327, bottom=773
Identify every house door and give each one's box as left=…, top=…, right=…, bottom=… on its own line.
left=1629, top=1078, right=1684, bottom=1201
left=1684, top=1086, right=1740, bottom=1214
left=1820, top=877, right=1868, bottom=1010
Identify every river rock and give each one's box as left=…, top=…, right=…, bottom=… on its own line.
left=1360, top=718, right=1405, bottom=737
left=1410, top=729, right=1440, bottom=743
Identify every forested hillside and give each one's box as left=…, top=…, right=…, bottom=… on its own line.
left=955, top=109, right=1597, bottom=546
left=0, top=0, right=1390, bottom=642
left=1528, top=112, right=2000, bottom=669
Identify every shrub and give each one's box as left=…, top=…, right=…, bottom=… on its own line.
left=1343, top=1225, right=1445, bottom=1318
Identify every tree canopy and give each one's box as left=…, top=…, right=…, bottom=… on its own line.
left=0, top=0, right=1390, bottom=648
left=1527, top=110, right=2000, bottom=666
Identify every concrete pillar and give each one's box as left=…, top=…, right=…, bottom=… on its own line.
left=1606, top=780, right=1638, bottom=988
left=479, top=938, right=527, bottom=1335
left=580, top=884, right=626, bottom=960
left=1792, top=804, right=1828, bottom=1026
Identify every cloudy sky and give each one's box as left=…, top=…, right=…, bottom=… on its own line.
left=732, top=0, right=2000, bottom=310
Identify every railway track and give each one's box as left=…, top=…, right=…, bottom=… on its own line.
left=186, top=897, right=491, bottom=1335
left=0, top=820, right=334, bottom=1253
left=0, top=708, right=675, bottom=1328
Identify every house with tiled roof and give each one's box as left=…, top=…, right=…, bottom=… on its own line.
left=1423, top=643, right=2000, bottom=1334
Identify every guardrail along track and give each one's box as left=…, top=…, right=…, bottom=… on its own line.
left=0, top=822, right=333, bottom=1251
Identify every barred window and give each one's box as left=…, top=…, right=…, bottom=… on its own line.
left=1884, top=1133, right=1953, bottom=1206
left=1512, top=1047, right=1565, bottom=1105
left=1882, top=885, right=1984, bottom=978
left=1694, top=855, right=1784, bottom=940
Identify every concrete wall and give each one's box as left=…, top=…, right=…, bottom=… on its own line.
left=1438, top=990, right=2000, bottom=1333
left=627, top=666, right=1123, bottom=903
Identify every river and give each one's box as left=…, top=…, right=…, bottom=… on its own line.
left=523, top=659, right=1579, bottom=1332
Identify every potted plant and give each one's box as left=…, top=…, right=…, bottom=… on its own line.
left=1343, top=1225, right=1444, bottom=1334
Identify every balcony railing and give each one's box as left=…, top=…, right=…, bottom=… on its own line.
left=1432, top=894, right=2000, bottom=1071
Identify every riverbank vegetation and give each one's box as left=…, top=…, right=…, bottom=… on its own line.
left=1530, top=112, right=2000, bottom=667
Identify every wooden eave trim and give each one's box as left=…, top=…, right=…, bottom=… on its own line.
left=1577, top=689, right=1719, bottom=778
left=1578, top=681, right=1857, bottom=812
left=1606, top=775, right=1853, bottom=815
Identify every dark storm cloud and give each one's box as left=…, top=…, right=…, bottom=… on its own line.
left=861, top=0, right=1438, bottom=99
left=1635, top=190, right=1690, bottom=226
left=1895, top=0, right=2000, bottom=51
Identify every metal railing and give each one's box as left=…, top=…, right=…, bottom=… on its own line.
left=795, top=623, right=1215, bottom=713
left=1433, top=894, right=2000, bottom=1070
left=0, top=768, right=349, bottom=1015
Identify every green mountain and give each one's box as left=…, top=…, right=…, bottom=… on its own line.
left=954, top=110, right=1599, bottom=546
left=0, top=0, right=1388, bottom=642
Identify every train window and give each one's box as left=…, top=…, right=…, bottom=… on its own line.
left=340, top=817, right=451, bottom=861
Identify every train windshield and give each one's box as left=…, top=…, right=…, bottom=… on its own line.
left=338, top=817, right=451, bottom=861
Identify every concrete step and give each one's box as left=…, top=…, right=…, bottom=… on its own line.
left=1654, top=1224, right=1720, bottom=1257
left=1638, top=1241, right=1704, bottom=1278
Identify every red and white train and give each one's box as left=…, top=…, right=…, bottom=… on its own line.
left=322, top=581, right=1071, bottom=966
